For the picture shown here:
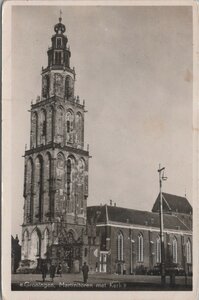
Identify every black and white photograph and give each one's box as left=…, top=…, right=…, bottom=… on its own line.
left=2, top=1, right=198, bottom=298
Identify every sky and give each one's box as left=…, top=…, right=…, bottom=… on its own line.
left=11, top=5, right=193, bottom=240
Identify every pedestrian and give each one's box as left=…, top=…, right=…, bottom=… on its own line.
left=82, top=262, right=89, bottom=283
left=123, top=263, right=126, bottom=275
left=49, top=263, right=56, bottom=282
left=95, top=262, right=98, bottom=272
left=41, top=261, right=48, bottom=282
left=57, top=263, right=62, bottom=277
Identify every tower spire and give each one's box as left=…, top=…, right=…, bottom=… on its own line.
left=59, top=9, right=62, bottom=23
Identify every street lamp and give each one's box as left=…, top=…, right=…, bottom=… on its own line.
left=157, top=164, right=167, bottom=286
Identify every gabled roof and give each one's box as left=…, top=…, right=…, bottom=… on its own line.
left=152, top=193, right=192, bottom=215
left=87, top=205, right=191, bottom=232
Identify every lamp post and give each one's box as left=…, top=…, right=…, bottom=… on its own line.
left=157, top=164, right=167, bottom=286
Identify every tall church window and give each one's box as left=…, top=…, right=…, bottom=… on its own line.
left=56, top=106, right=64, bottom=143
left=77, top=159, right=85, bottom=214
left=67, top=121, right=70, bottom=133
left=38, top=110, right=47, bottom=145
left=42, top=75, right=49, bottom=98
left=35, top=156, right=43, bottom=222
left=44, top=153, right=51, bottom=219
left=156, top=235, right=161, bottom=263
left=46, top=106, right=53, bottom=143
left=56, top=37, right=62, bottom=48
left=30, top=229, right=41, bottom=260
left=75, top=112, right=83, bottom=148
left=186, top=239, right=192, bottom=264
left=66, top=110, right=74, bottom=144
left=172, top=237, right=178, bottom=263
left=31, top=112, right=38, bottom=148
left=65, top=76, right=73, bottom=100
left=117, top=232, right=124, bottom=261
left=55, top=73, right=63, bottom=97
left=66, top=157, right=76, bottom=214
left=56, top=153, right=65, bottom=190
left=66, top=159, right=71, bottom=200
left=138, top=233, right=144, bottom=262
left=42, top=121, right=46, bottom=135
left=56, top=153, right=65, bottom=215
left=26, top=158, right=33, bottom=223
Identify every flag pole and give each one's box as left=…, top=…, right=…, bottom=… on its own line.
left=158, top=164, right=167, bottom=286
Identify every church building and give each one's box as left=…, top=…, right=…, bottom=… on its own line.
left=19, top=17, right=192, bottom=275
left=87, top=193, right=192, bottom=275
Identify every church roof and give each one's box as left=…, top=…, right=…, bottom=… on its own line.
left=87, top=204, right=191, bottom=232
left=151, top=193, right=192, bottom=215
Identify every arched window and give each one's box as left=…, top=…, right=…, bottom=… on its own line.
left=172, top=237, right=178, bottom=263
left=56, top=37, right=62, bottom=48
left=23, top=230, right=29, bottom=259
left=46, top=106, right=53, bottom=143
left=77, top=159, right=85, bottom=214
left=30, top=229, right=41, bottom=260
left=65, top=76, right=74, bottom=100
left=138, top=233, right=144, bottom=262
left=156, top=235, right=161, bottom=263
left=31, top=112, right=38, bottom=148
left=56, top=107, right=64, bottom=143
left=42, top=75, right=49, bottom=98
left=35, top=156, right=43, bottom=222
left=38, top=110, right=46, bottom=145
left=75, top=112, right=83, bottom=148
left=44, top=153, right=51, bottom=219
left=66, top=158, right=72, bottom=200
left=117, top=232, right=124, bottom=261
left=55, top=73, right=63, bottom=97
left=186, top=239, right=192, bottom=264
left=66, top=110, right=74, bottom=144
left=26, top=158, right=33, bottom=223
left=56, top=153, right=65, bottom=192
left=66, top=156, right=76, bottom=213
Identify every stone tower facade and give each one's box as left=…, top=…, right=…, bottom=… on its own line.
left=21, top=17, right=89, bottom=272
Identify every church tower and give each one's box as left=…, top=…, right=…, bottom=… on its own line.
left=21, top=16, right=89, bottom=271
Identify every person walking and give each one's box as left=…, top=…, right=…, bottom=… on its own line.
left=41, top=261, right=48, bottom=282
left=57, top=263, right=62, bottom=277
left=123, top=263, right=126, bottom=275
left=82, top=262, right=89, bottom=283
left=49, top=263, right=56, bottom=282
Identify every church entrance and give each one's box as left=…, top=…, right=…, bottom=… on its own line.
left=49, top=230, right=83, bottom=273
left=62, top=245, right=81, bottom=273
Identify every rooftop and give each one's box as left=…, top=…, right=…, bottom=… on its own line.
left=152, top=192, right=192, bottom=215
left=87, top=203, right=191, bottom=232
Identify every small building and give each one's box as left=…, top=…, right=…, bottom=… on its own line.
left=87, top=194, right=192, bottom=275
